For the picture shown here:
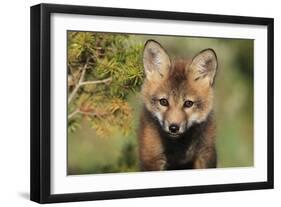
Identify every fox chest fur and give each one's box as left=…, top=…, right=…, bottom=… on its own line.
left=138, top=40, right=217, bottom=171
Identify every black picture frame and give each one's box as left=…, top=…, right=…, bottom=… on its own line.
left=30, top=3, right=274, bottom=204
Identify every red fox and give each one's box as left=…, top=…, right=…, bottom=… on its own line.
left=138, top=40, right=217, bottom=171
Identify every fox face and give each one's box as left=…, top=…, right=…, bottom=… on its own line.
left=142, top=40, right=218, bottom=138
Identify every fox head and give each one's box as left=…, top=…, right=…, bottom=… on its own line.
left=141, top=40, right=218, bottom=138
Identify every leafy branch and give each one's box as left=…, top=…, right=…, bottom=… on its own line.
left=68, top=108, right=110, bottom=120
left=68, top=58, right=112, bottom=104
left=67, top=32, right=144, bottom=136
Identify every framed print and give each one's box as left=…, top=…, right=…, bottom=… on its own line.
left=30, top=3, right=274, bottom=203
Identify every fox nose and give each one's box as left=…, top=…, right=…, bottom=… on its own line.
left=169, top=124, right=179, bottom=133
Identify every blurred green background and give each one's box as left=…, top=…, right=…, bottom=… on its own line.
left=67, top=32, right=253, bottom=175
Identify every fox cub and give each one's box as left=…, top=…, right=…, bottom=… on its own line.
left=138, top=40, right=218, bottom=171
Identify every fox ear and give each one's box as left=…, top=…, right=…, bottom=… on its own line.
left=189, top=49, right=218, bottom=86
left=143, top=40, right=171, bottom=81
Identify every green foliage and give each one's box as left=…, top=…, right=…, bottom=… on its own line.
left=67, top=32, right=144, bottom=137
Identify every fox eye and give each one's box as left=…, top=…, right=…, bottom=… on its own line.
left=184, top=100, right=194, bottom=108
left=159, top=98, right=169, bottom=107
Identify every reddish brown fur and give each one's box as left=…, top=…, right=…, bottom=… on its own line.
left=139, top=42, right=217, bottom=171
left=138, top=103, right=216, bottom=171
